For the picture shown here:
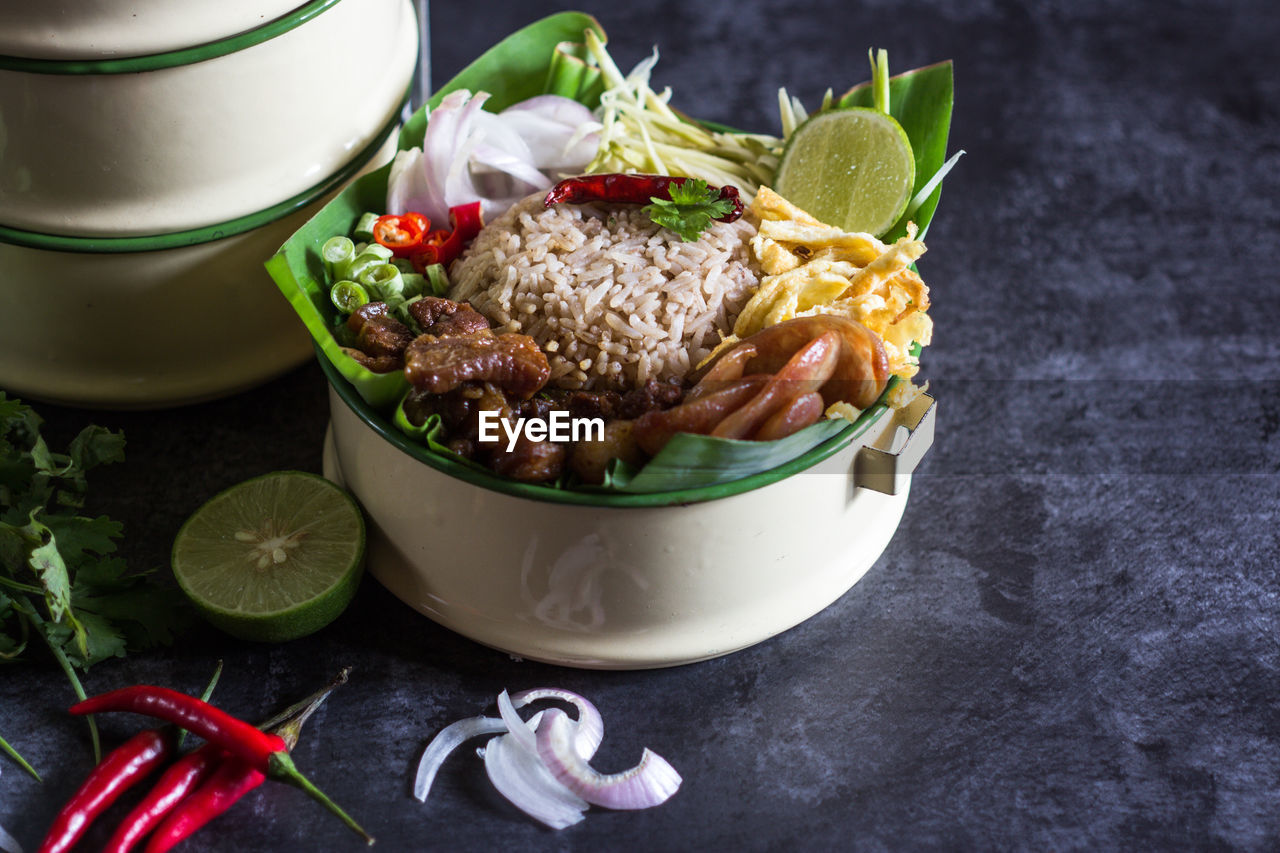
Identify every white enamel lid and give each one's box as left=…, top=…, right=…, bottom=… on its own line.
left=0, top=0, right=308, bottom=60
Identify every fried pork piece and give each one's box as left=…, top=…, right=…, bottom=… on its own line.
left=404, top=333, right=550, bottom=399
left=541, top=378, right=684, bottom=422
left=407, top=296, right=492, bottom=337
left=542, top=388, right=623, bottom=420
left=569, top=419, right=645, bottom=485
left=488, top=434, right=567, bottom=483
left=617, top=378, right=684, bottom=419
left=343, top=302, right=415, bottom=372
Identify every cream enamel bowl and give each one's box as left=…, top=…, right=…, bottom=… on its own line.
left=0, top=0, right=418, bottom=237
left=0, top=0, right=307, bottom=60
left=320, top=368, right=936, bottom=669
left=0, top=129, right=399, bottom=408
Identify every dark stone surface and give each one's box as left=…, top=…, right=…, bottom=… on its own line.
left=4, top=0, right=1279, bottom=849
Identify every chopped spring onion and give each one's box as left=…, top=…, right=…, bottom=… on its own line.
left=353, top=212, right=381, bottom=242
left=869, top=47, right=891, bottom=115
left=401, top=273, right=427, bottom=299
left=336, top=250, right=388, bottom=285
left=423, top=263, right=450, bottom=297
left=321, top=236, right=355, bottom=278
left=359, top=242, right=394, bottom=263
left=391, top=257, right=416, bottom=274
left=329, top=280, right=369, bottom=314
left=358, top=263, right=403, bottom=300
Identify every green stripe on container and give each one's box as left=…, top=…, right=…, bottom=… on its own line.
left=0, top=100, right=403, bottom=254
left=319, top=347, right=890, bottom=509
left=0, top=0, right=343, bottom=75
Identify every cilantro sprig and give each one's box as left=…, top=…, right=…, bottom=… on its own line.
left=1, top=393, right=184, bottom=772
left=642, top=178, right=736, bottom=242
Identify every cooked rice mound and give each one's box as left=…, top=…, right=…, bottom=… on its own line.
left=450, top=193, right=760, bottom=391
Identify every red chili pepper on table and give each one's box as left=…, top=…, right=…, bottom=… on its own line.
left=543, top=173, right=744, bottom=221
left=38, top=728, right=173, bottom=853
left=137, top=669, right=346, bottom=853
left=69, top=686, right=373, bottom=846
left=140, top=755, right=262, bottom=853
left=100, top=744, right=222, bottom=853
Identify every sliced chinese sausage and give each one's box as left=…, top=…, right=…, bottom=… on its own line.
left=632, top=376, right=768, bottom=456
left=686, top=342, right=757, bottom=401
left=700, top=315, right=889, bottom=409
left=754, top=392, right=825, bottom=441
left=711, top=331, right=840, bottom=440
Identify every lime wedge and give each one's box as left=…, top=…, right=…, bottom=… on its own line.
left=172, top=471, right=365, bottom=643
left=774, top=107, right=915, bottom=237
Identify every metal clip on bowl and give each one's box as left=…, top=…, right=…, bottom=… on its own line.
left=854, top=393, right=936, bottom=495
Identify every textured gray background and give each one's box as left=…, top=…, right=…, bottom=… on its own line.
left=3, top=0, right=1279, bottom=849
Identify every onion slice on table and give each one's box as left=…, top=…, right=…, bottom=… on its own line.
left=413, top=687, right=680, bottom=829
left=511, top=686, right=604, bottom=759
left=485, top=700, right=587, bottom=830
left=413, top=714, right=507, bottom=802
left=536, top=708, right=682, bottom=810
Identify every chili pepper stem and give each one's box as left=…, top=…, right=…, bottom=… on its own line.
left=268, top=752, right=374, bottom=846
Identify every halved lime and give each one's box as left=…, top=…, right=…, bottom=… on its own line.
left=774, top=107, right=916, bottom=237
left=172, top=471, right=366, bottom=643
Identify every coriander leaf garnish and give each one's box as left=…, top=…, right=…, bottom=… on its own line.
left=0, top=392, right=185, bottom=771
left=643, top=178, right=736, bottom=242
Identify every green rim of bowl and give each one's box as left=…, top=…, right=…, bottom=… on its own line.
left=319, top=347, right=891, bottom=509
left=0, top=101, right=403, bottom=254
left=0, top=0, right=343, bottom=74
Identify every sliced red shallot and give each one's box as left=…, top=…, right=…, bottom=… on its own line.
left=387, top=90, right=600, bottom=223
left=413, top=714, right=507, bottom=802
left=498, top=96, right=601, bottom=171
left=535, top=708, right=682, bottom=810
left=485, top=701, right=587, bottom=830
left=414, top=688, right=680, bottom=829
left=511, top=687, right=604, bottom=760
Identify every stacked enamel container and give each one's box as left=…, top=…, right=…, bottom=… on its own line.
left=0, top=0, right=419, bottom=407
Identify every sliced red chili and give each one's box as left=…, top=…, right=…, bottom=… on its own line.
left=372, top=212, right=429, bottom=257
left=410, top=203, right=484, bottom=272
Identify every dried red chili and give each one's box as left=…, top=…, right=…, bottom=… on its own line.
left=544, top=173, right=743, bottom=221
